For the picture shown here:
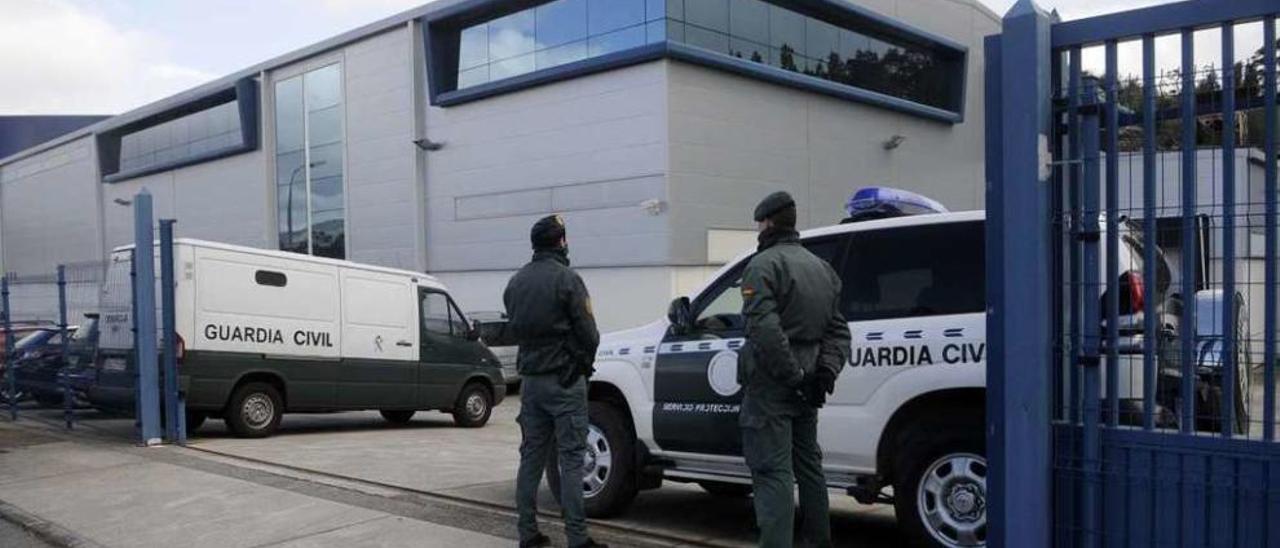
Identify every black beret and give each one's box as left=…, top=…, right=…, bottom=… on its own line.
left=753, top=191, right=796, bottom=222
left=531, top=214, right=566, bottom=249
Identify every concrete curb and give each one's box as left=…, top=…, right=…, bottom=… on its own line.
left=0, top=500, right=107, bottom=548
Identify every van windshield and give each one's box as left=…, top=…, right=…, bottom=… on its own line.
left=99, top=252, right=136, bottom=351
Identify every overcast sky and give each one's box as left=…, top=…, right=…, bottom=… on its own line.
left=0, top=0, right=1258, bottom=115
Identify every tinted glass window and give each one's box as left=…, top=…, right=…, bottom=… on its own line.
left=422, top=292, right=468, bottom=336
left=664, top=1, right=962, bottom=111
left=275, top=64, right=346, bottom=260
left=694, top=235, right=847, bottom=331
left=455, top=0, right=664, bottom=90
left=116, top=100, right=244, bottom=176
left=842, top=222, right=984, bottom=321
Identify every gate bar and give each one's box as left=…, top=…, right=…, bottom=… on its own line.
left=1052, top=0, right=1279, bottom=48
left=1069, top=46, right=1083, bottom=425
left=1265, top=17, right=1277, bottom=442
left=1142, top=33, right=1158, bottom=431
left=1080, top=76, right=1104, bottom=548
left=1179, top=28, right=1198, bottom=434
left=2, top=278, right=12, bottom=421
left=57, top=265, right=72, bottom=430
left=1105, top=40, right=1120, bottom=428
left=1220, top=23, right=1237, bottom=439
left=159, top=219, right=180, bottom=444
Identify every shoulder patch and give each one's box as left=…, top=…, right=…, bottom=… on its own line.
left=741, top=286, right=756, bottom=298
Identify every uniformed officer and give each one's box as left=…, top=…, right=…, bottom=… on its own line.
left=738, top=192, right=852, bottom=548
left=505, top=215, right=607, bottom=548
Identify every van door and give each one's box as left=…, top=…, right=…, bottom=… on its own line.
left=651, top=235, right=850, bottom=455
left=337, top=271, right=417, bottom=408
left=417, top=288, right=475, bottom=408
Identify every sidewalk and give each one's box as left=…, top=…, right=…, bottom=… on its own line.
left=0, top=421, right=511, bottom=548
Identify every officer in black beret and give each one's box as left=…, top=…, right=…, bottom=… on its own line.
left=504, top=215, right=606, bottom=548
left=739, top=192, right=851, bottom=547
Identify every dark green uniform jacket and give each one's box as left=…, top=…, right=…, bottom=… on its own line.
left=503, top=249, right=600, bottom=377
left=739, top=229, right=851, bottom=419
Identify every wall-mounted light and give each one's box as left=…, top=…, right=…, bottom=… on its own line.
left=640, top=199, right=666, bottom=216
left=883, top=135, right=906, bottom=150
left=414, top=138, right=445, bottom=151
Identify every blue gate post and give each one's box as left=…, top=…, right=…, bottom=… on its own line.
left=2, top=277, right=12, bottom=421
left=158, top=220, right=181, bottom=444
left=134, top=190, right=162, bottom=446
left=57, top=265, right=72, bottom=429
left=985, top=1, right=1054, bottom=546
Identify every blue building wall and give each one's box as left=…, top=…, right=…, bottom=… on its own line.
left=0, top=116, right=107, bottom=160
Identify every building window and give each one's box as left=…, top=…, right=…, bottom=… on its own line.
left=118, top=102, right=244, bottom=175
left=424, top=0, right=966, bottom=121
left=274, top=64, right=346, bottom=260
left=455, top=0, right=666, bottom=91
left=97, top=78, right=260, bottom=183
left=666, top=0, right=963, bottom=113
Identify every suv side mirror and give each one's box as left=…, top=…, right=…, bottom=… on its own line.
left=667, top=297, right=693, bottom=335
left=466, top=320, right=483, bottom=341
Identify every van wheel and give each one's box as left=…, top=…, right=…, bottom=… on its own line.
left=185, top=411, right=207, bottom=433
left=699, top=481, right=752, bottom=498
left=452, top=383, right=492, bottom=428
left=225, top=382, right=282, bottom=438
left=381, top=410, right=416, bottom=424
left=895, top=431, right=987, bottom=548
left=546, top=401, right=638, bottom=518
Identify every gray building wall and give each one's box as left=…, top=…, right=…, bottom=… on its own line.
left=0, top=135, right=103, bottom=275
left=422, top=61, right=671, bottom=272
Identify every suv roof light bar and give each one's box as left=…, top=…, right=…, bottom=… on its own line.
left=842, top=187, right=949, bottom=224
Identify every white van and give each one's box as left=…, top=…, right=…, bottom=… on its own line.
left=88, top=239, right=505, bottom=437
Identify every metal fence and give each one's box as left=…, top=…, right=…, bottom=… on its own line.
left=988, top=1, right=1280, bottom=546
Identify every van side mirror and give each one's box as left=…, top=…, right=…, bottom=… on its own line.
left=667, top=297, right=693, bottom=335
left=467, top=320, right=482, bottom=341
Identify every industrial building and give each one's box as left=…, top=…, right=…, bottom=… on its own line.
left=0, top=0, right=1001, bottom=330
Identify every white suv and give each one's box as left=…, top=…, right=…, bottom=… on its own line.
left=552, top=209, right=1180, bottom=547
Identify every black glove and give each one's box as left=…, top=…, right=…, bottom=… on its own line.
left=803, top=368, right=838, bottom=408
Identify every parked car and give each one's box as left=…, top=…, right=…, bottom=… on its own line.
left=87, top=240, right=506, bottom=438
left=13, top=314, right=99, bottom=407
left=0, top=327, right=62, bottom=403
left=469, top=311, right=519, bottom=388
left=553, top=190, right=1225, bottom=548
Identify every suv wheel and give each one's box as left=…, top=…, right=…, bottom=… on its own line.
left=452, top=383, right=492, bottom=428
left=546, top=401, right=638, bottom=518
left=895, top=433, right=987, bottom=548
left=225, top=382, right=283, bottom=438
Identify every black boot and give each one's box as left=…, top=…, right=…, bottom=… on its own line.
left=570, top=538, right=609, bottom=548
left=519, top=533, right=551, bottom=548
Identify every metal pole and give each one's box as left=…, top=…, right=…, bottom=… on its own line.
left=2, top=277, right=12, bottom=421
left=57, top=265, right=71, bottom=430
left=987, top=2, right=1054, bottom=546
left=1104, top=40, right=1120, bottom=428
left=1079, top=77, right=1104, bottom=548
left=134, top=191, right=161, bottom=446
left=1219, top=24, right=1237, bottom=438
left=1179, top=28, right=1198, bottom=434
left=159, top=220, right=180, bottom=444
left=1263, top=16, right=1277, bottom=442
left=1141, top=34, right=1158, bottom=431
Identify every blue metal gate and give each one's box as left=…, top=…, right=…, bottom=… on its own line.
left=987, top=1, right=1280, bottom=546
